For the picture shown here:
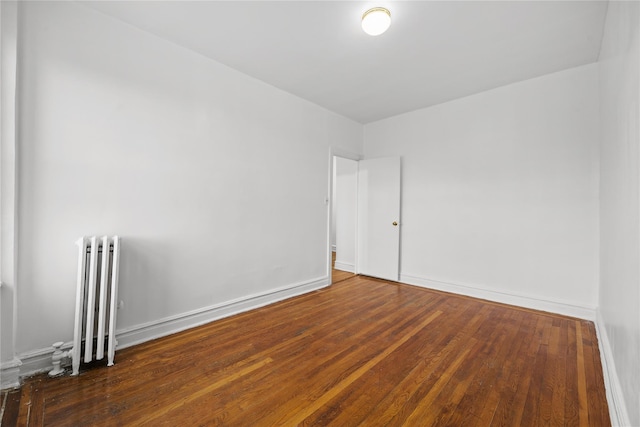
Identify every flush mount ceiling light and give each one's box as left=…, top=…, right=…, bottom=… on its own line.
left=361, top=7, right=391, bottom=36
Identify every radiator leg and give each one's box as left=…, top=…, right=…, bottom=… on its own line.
left=48, top=342, right=69, bottom=377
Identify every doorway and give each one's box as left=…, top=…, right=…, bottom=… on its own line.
left=327, top=150, right=402, bottom=284
left=331, top=155, right=358, bottom=283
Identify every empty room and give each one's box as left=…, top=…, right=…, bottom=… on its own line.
left=0, top=1, right=638, bottom=425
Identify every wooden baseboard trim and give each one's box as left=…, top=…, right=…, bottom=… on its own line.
left=594, top=310, right=631, bottom=427
left=8, top=276, right=330, bottom=384
left=116, top=276, right=330, bottom=350
left=334, top=261, right=355, bottom=273
left=400, top=273, right=596, bottom=320
left=0, top=358, right=22, bottom=390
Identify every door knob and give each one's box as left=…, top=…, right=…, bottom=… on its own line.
left=392, top=221, right=398, bottom=226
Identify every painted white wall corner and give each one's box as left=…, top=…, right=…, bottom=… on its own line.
left=595, top=310, right=632, bottom=427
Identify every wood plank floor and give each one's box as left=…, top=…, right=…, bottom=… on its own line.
left=1, top=276, right=609, bottom=426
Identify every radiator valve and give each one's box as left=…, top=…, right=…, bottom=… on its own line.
left=48, top=341, right=69, bottom=377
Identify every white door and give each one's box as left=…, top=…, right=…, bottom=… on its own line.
left=357, top=156, right=401, bottom=281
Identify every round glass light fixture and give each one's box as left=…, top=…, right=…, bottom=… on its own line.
left=361, top=7, right=391, bottom=36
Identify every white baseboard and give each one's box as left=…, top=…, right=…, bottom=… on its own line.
left=116, top=276, right=329, bottom=350
left=334, top=261, right=355, bottom=273
left=0, top=358, right=22, bottom=389
left=594, top=310, right=631, bottom=427
left=13, top=345, right=69, bottom=381
left=7, top=276, right=330, bottom=383
left=399, top=273, right=596, bottom=320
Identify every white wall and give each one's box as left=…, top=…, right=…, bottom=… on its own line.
left=334, top=157, right=358, bottom=273
left=364, top=64, right=600, bottom=314
left=12, top=1, right=361, bottom=360
left=598, top=1, right=640, bottom=425
left=0, top=0, right=20, bottom=388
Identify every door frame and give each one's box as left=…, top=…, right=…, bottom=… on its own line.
left=327, top=147, right=362, bottom=284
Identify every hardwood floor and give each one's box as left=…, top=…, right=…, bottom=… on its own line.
left=1, top=276, right=609, bottom=426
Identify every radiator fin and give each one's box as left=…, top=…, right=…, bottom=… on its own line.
left=72, top=235, right=121, bottom=376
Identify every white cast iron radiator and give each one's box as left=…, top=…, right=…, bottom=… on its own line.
left=72, top=236, right=121, bottom=376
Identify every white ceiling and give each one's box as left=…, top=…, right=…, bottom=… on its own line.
left=80, top=1, right=608, bottom=124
